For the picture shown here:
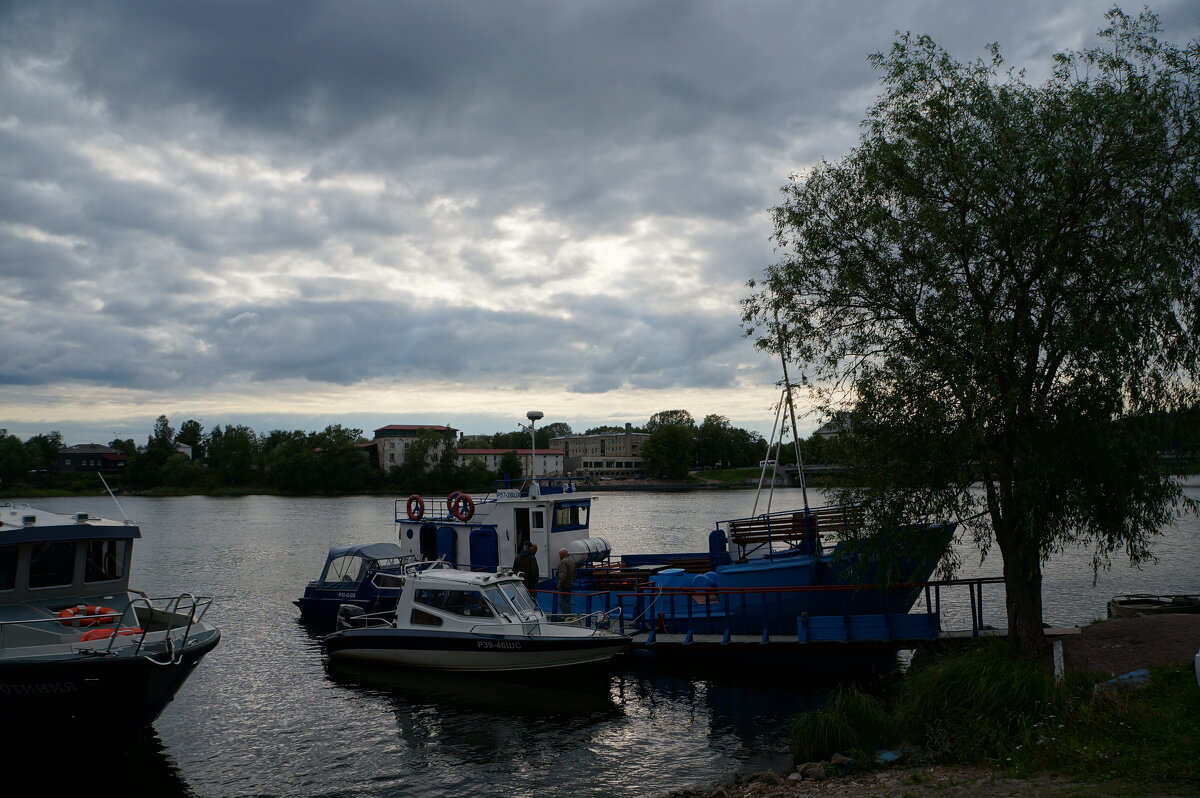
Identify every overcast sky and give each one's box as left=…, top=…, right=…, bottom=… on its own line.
left=3, top=1, right=1197, bottom=446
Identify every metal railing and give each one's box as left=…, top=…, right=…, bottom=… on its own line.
left=0, top=593, right=214, bottom=658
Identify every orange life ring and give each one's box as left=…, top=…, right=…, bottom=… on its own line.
left=57, top=605, right=119, bottom=628
left=80, top=627, right=143, bottom=642
left=406, top=494, right=424, bottom=522
left=449, top=492, right=475, bottom=522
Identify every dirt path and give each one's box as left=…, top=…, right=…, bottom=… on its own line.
left=1060, top=613, right=1200, bottom=677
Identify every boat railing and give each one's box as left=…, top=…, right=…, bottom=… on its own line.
left=394, top=496, right=497, bottom=524
left=0, top=593, right=214, bottom=655
left=493, top=476, right=581, bottom=498
left=545, top=577, right=1006, bottom=643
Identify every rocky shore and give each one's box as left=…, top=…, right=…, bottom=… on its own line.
left=660, top=614, right=1200, bottom=798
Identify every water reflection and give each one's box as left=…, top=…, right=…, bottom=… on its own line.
left=326, top=661, right=623, bottom=719
left=320, top=659, right=833, bottom=797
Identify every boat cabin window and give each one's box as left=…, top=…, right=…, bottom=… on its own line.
left=413, top=588, right=495, bottom=619
left=321, top=555, right=367, bottom=586
left=371, top=572, right=405, bottom=589
left=84, top=539, right=127, bottom=583
left=29, top=541, right=76, bottom=589
left=410, top=608, right=442, bottom=626
left=0, top=544, right=16, bottom=591
left=552, top=502, right=590, bottom=532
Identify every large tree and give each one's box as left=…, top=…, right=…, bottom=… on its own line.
left=744, top=10, right=1200, bottom=655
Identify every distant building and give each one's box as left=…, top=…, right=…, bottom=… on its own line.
left=456, top=448, right=564, bottom=478
left=373, top=425, right=459, bottom=469
left=174, top=443, right=193, bottom=459
left=57, top=444, right=128, bottom=474
left=551, top=423, right=649, bottom=479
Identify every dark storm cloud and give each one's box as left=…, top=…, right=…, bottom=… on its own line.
left=3, top=0, right=1197, bottom=427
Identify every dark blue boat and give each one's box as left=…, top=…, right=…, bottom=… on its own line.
left=294, top=542, right=411, bottom=626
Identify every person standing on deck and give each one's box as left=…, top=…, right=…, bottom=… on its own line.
left=557, top=547, right=576, bottom=616
left=512, top=541, right=539, bottom=592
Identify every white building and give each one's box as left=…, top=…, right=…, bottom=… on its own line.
left=456, top=448, right=564, bottom=477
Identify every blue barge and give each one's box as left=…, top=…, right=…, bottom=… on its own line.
left=366, top=476, right=956, bottom=651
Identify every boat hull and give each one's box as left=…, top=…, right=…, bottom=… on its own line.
left=0, top=628, right=221, bottom=735
left=325, top=628, right=629, bottom=672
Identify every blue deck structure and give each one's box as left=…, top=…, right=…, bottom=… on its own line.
left=537, top=576, right=1009, bottom=670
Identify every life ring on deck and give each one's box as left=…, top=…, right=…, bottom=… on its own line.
left=80, top=627, right=143, bottom=642
left=449, top=492, right=475, bottom=522
left=57, top=605, right=119, bottom=628
left=406, top=494, right=425, bottom=522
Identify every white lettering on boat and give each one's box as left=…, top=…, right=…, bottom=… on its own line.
left=476, top=641, right=521, bottom=650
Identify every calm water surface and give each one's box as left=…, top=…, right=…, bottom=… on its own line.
left=19, top=483, right=1198, bottom=796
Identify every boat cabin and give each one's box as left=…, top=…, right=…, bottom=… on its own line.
left=390, top=564, right=545, bottom=631
left=394, top=478, right=603, bottom=580
left=0, top=503, right=138, bottom=608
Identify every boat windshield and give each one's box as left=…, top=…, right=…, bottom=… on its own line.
left=482, top=586, right=515, bottom=618
left=498, top=582, right=537, bottom=615
left=321, top=555, right=367, bottom=586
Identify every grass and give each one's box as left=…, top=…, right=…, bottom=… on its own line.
left=786, top=639, right=1200, bottom=787
left=789, top=684, right=893, bottom=761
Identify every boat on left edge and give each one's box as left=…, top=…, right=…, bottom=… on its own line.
left=0, top=502, right=221, bottom=737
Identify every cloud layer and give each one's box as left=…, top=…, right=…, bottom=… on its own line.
left=2, top=0, right=1196, bottom=442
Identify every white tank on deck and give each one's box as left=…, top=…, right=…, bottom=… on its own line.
left=567, top=537, right=612, bottom=564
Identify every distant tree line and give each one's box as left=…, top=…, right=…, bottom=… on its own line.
left=7, top=403, right=1192, bottom=495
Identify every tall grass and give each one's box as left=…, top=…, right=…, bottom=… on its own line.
left=785, top=639, right=1200, bottom=788
left=789, top=684, right=893, bottom=761
left=894, top=639, right=1056, bottom=763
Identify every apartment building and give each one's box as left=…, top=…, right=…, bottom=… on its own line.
left=373, top=425, right=458, bottom=469
left=550, top=423, right=649, bottom=478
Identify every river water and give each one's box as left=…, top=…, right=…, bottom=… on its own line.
left=16, top=481, right=1199, bottom=796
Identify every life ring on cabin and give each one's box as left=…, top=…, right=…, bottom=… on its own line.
left=406, top=494, right=425, bottom=522
left=79, top=627, right=143, bottom=642
left=449, top=492, right=475, bottom=522
left=57, top=605, right=119, bottom=628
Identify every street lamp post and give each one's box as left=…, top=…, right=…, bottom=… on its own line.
left=524, top=410, right=544, bottom=481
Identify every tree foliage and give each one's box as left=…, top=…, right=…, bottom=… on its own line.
left=641, top=424, right=696, bottom=479
left=744, top=9, right=1200, bottom=653
left=646, top=409, right=695, bottom=432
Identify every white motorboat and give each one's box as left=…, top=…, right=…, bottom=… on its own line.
left=323, top=562, right=629, bottom=672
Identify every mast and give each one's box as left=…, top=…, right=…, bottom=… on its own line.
left=774, top=310, right=809, bottom=511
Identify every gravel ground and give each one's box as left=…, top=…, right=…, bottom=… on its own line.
left=662, top=614, right=1200, bottom=798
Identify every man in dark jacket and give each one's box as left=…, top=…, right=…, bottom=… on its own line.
left=512, top=541, right=539, bottom=592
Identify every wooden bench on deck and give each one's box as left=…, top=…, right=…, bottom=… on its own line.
left=728, top=505, right=865, bottom=548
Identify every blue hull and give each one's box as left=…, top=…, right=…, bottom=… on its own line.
left=539, top=522, right=954, bottom=636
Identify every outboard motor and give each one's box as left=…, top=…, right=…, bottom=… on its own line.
left=337, top=603, right=366, bottom=631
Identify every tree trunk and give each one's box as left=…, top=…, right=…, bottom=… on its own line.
left=999, top=543, right=1047, bottom=657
